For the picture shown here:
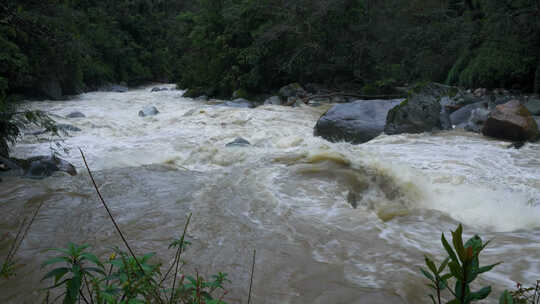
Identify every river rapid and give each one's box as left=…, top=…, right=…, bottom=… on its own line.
left=1, top=85, right=539, bottom=303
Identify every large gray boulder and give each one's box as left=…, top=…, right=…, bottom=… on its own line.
left=138, top=106, right=159, bottom=117
left=450, top=102, right=489, bottom=127
left=314, top=99, right=402, bottom=144
left=385, top=83, right=457, bottom=135
left=482, top=100, right=539, bottom=141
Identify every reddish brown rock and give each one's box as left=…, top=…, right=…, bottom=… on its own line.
left=482, top=100, right=539, bottom=141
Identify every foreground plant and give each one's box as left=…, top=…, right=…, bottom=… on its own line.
left=421, top=224, right=501, bottom=304
left=41, top=230, right=229, bottom=304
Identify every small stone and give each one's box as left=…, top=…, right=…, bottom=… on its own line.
left=226, top=137, right=251, bottom=147
left=66, top=111, right=85, bottom=118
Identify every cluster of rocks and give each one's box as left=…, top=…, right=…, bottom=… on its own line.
left=0, top=154, right=77, bottom=180
left=183, top=83, right=315, bottom=109
left=314, top=83, right=539, bottom=145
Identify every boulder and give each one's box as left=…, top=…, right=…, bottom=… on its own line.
left=100, top=83, right=128, bottom=92
left=314, top=99, right=402, bottom=144
left=40, top=78, right=63, bottom=100
left=450, top=102, right=489, bottom=128
left=151, top=87, right=168, bottom=92
left=278, top=83, right=306, bottom=99
left=482, top=100, right=539, bottom=141
left=195, top=95, right=208, bottom=101
left=264, top=96, right=282, bottom=106
left=524, top=99, right=540, bottom=115
left=385, top=92, right=450, bottom=135
left=23, top=155, right=77, bottom=178
left=66, top=111, right=86, bottom=118
left=0, top=155, right=76, bottom=179
left=138, top=106, right=159, bottom=117
left=226, top=137, right=251, bottom=147
left=221, top=98, right=254, bottom=108
left=464, top=108, right=491, bottom=133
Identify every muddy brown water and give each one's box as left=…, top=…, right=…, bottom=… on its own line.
left=1, top=85, right=539, bottom=303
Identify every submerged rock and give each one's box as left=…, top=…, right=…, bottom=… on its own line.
left=57, top=124, right=82, bottom=132
left=221, top=98, right=254, bottom=108
left=151, top=87, right=168, bottom=92
left=0, top=155, right=76, bottom=179
left=138, top=106, right=159, bottom=117
left=100, top=83, right=128, bottom=92
left=226, top=137, right=251, bottom=147
left=66, top=111, right=86, bottom=118
left=314, top=99, right=402, bottom=144
left=24, top=155, right=77, bottom=178
left=482, top=100, right=539, bottom=141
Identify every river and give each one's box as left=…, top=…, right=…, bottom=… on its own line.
left=1, top=85, right=539, bottom=303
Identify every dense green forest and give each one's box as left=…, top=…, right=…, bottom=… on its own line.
left=1, top=0, right=539, bottom=102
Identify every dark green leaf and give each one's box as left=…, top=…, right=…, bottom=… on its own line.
left=42, top=257, right=71, bottom=267
left=420, top=267, right=435, bottom=282
left=438, top=257, right=450, bottom=274
left=425, top=256, right=437, bottom=274
left=42, top=267, right=70, bottom=283
left=467, top=286, right=491, bottom=301
left=441, top=233, right=458, bottom=263
left=477, top=262, right=502, bottom=274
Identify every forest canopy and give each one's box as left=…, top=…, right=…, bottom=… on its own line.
left=0, top=0, right=539, bottom=101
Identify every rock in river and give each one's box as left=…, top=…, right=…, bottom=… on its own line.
left=66, top=111, right=86, bottom=118
left=138, top=106, right=159, bottom=117
left=482, top=100, right=539, bottom=141
left=314, top=99, right=402, bottom=144
left=226, top=137, right=251, bottom=147
left=385, top=83, right=454, bottom=135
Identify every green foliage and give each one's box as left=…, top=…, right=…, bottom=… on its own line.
left=41, top=241, right=229, bottom=304
left=504, top=281, right=540, bottom=304
left=421, top=224, right=502, bottom=304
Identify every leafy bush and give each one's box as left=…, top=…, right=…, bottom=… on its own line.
left=421, top=224, right=501, bottom=304
left=41, top=241, right=229, bottom=304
